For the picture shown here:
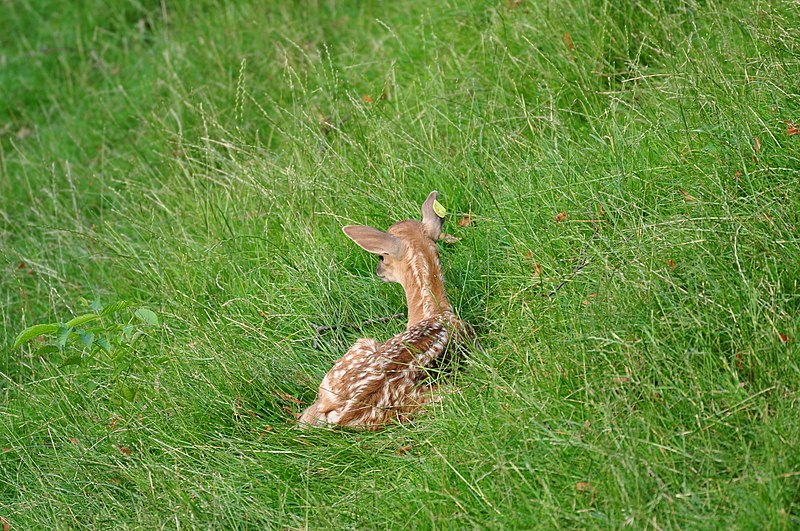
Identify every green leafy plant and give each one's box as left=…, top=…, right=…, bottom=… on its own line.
left=13, top=300, right=162, bottom=400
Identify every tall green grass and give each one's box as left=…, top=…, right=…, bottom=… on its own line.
left=2, top=0, right=799, bottom=527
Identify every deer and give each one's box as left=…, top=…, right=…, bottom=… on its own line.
left=299, top=191, right=473, bottom=430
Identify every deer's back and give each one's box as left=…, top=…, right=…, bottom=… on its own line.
left=327, top=311, right=467, bottom=428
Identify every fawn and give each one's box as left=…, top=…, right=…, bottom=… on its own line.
left=299, top=191, right=472, bottom=429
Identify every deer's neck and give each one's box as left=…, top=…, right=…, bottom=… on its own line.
left=400, top=249, right=451, bottom=328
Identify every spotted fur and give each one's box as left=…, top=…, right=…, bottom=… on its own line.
left=299, top=191, right=473, bottom=430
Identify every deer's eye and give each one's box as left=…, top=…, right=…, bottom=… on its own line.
left=378, top=255, right=385, bottom=262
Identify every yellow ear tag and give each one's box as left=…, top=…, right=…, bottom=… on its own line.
left=432, top=199, right=447, bottom=219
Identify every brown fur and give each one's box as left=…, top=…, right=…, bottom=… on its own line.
left=299, top=192, right=471, bottom=429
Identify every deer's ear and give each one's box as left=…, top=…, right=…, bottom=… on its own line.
left=342, top=226, right=403, bottom=257
left=421, top=190, right=444, bottom=240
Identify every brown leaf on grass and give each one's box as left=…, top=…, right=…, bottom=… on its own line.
left=16, top=262, right=26, bottom=270
left=440, top=233, right=461, bottom=244
left=69, top=437, right=79, bottom=445
left=678, top=190, right=695, bottom=201
left=576, top=481, right=593, bottom=493
left=276, top=391, right=303, bottom=405
left=734, top=170, right=742, bottom=180
left=118, top=446, right=132, bottom=455
left=318, top=113, right=331, bottom=135
left=777, top=332, right=792, bottom=344
left=361, top=94, right=373, bottom=103
left=735, top=351, right=744, bottom=371
left=582, top=294, right=596, bottom=306
left=554, top=212, right=568, bottom=222
left=397, top=445, right=412, bottom=455
left=754, top=137, right=761, bottom=152
left=785, top=121, right=798, bottom=136
left=258, top=427, right=274, bottom=439
left=612, top=377, right=629, bottom=384
left=563, top=32, right=574, bottom=50
left=525, top=252, right=544, bottom=276
left=318, top=113, right=349, bottom=136
left=457, top=214, right=472, bottom=227
left=1, top=516, right=9, bottom=531
left=666, top=259, right=676, bottom=269
left=16, top=127, right=32, bottom=140
left=597, top=203, right=605, bottom=218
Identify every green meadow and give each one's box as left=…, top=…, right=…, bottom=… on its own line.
left=2, top=0, right=799, bottom=527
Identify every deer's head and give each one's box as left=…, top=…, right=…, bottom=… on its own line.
left=342, top=191, right=444, bottom=284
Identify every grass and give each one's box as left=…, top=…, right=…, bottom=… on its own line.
left=2, top=0, right=799, bottom=527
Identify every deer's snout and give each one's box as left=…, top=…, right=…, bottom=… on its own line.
left=376, top=260, right=388, bottom=281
